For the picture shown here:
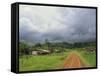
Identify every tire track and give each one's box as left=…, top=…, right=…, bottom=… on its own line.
left=62, top=52, right=87, bottom=69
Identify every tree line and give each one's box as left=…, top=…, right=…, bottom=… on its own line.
left=19, top=39, right=96, bottom=56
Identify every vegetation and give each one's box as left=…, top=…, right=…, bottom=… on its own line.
left=19, top=51, right=69, bottom=71
left=19, top=40, right=96, bottom=71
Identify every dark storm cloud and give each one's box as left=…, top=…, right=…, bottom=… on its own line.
left=19, top=5, right=96, bottom=44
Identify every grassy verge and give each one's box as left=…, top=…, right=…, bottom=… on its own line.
left=19, top=48, right=96, bottom=71
left=19, top=51, right=69, bottom=71
left=79, top=51, right=96, bottom=67
left=76, top=48, right=96, bottom=67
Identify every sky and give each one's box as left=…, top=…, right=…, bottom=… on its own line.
left=19, top=5, right=96, bottom=44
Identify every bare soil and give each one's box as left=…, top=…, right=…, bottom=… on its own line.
left=62, top=52, right=87, bottom=69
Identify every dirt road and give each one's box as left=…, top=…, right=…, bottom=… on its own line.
left=62, top=51, right=87, bottom=68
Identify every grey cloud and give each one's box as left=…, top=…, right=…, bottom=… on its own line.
left=19, top=5, right=96, bottom=44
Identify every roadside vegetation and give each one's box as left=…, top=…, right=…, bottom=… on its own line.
left=19, top=39, right=96, bottom=71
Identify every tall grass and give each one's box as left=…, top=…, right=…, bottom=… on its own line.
left=76, top=48, right=96, bottom=67
left=19, top=48, right=96, bottom=71
left=19, top=51, right=69, bottom=71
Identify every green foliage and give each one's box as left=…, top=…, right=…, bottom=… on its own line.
left=34, top=43, right=42, bottom=48
left=19, top=51, right=69, bottom=71
left=19, top=46, right=96, bottom=71
left=72, top=42, right=96, bottom=48
left=19, top=42, right=31, bottom=55
left=19, top=41, right=96, bottom=56
left=78, top=49, right=96, bottom=67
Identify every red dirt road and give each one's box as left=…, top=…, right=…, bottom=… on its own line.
left=62, top=52, right=87, bottom=68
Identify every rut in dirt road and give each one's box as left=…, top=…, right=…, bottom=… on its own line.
left=62, top=52, right=87, bottom=69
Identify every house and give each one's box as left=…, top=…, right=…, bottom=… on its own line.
left=32, top=51, right=39, bottom=55
left=85, top=47, right=96, bottom=53
left=38, top=50, right=50, bottom=55
left=32, top=49, right=50, bottom=55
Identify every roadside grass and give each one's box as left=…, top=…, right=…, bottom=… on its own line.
left=75, top=48, right=96, bottom=67
left=19, top=51, right=69, bottom=71
left=19, top=48, right=96, bottom=71
left=79, top=51, right=96, bottom=67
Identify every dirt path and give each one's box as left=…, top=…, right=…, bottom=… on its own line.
left=62, top=51, right=87, bottom=69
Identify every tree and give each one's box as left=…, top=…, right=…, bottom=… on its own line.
left=19, top=42, right=31, bottom=55
left=45, top=39, right=53, bottom=53
left=45, top=39, right=49, bottom=49
left=35, top=43, right=41, bottom=47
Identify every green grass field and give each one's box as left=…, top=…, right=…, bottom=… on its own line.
left=19, top=51, right=69, bottom=71
left=72, top=48, right=96, bottom=67
left=78, top=50, right=96, bottom=67
left=19, top=48, right=96, bottom=71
